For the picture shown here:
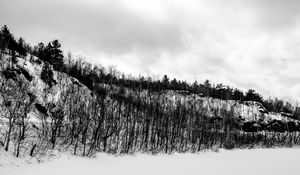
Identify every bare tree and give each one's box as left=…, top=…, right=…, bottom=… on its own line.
left=0, top=74, right=31, bottom=155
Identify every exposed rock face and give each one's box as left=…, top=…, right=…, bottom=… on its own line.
left=241, top=119, right=300, bottom=133
left=293, top=107, right=300, bottom=120
left=35, top=103, right=48, bottom=116
left=2, top=69, right=18, bottom=81
left=17, top=66, right=33, bottom=81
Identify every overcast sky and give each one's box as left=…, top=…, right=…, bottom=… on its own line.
left=1, top=0, right=300, bottom=102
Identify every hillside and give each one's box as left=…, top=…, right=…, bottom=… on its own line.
left=0, top=51, right=300, bottom=160
left=0, top=25, right=300, bottom=160
left=0, top=54, right=92, bottom=156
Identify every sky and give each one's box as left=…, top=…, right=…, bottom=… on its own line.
left=1, top=0, right=300, bottom=102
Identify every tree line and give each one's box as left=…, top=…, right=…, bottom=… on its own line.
left=1, top=25, right=300, bottom=157
left=1, top=25, right=294, bottom=116
left=0, top=25, right=29, bottom=58
left=1, top=68, right=299, bottom=157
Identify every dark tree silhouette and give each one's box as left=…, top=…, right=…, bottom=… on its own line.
left=245, top=89, right=263, bottom=103
left=46, top=40, right=64, bottom=70
left=41, top=63, right=55, bottom=88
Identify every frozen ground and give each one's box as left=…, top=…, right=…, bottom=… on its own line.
left=1, top=148, right=300, bottom=175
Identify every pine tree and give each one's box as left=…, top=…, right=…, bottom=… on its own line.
left=47, top=40, right=64, bottom=70
left=245, top=89, right=263, bottom=103
left=162, top=75, right=170, bottom=89
left=17, top=37, right=27, bottom=56
left=0, top=25, right=17, bottom=54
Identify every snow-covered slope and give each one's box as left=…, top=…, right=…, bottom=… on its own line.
left=0, top=54, right=92, bottom=154
left=162, top=90, right=299, bottom=123
left=0, top=53, right=299, bottom=162
left=1, top=148, right=300, bottom=175
left=2, top=54, right=297, bottom=128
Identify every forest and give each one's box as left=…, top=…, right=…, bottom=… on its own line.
left=1, top=25, right=300, bottom=158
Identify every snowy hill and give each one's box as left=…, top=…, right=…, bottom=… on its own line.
left=0, top=53, right=300, bottom=160
left=0, top=54, right=92, bottom=156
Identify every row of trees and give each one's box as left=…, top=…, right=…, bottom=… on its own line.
left=263, top=98, right=294, bottom=114
left=1, top=25, right=292, bottom=115
left=32, top=40, right=64, bottom=71
left=54, top=80, right=300, bottom=155
left=61, top=56, right=295, bottom=115
left=2, top=63, right=300, bottom=157
left=0, top=72, right=34, bottom=157
left=1, top=25, right=300, bottom=157
left=0, top=25, right=29, bottom=57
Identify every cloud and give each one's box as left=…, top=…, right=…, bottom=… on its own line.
left=1, top=0, right=300, bottom=102
left=245, top=0, right=300, bottom=31
left=0, top=0, right=186, bottom=55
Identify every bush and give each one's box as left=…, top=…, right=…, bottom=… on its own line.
left=41, top=63, right=55, bottom=88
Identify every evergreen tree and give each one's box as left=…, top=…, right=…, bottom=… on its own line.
left=46, top=40, right=64, bottom=70
left=191, top=81, right=199, bottom=93
left=16, top=37, right=27, bottom=56
left=162, top=75, right=170, bottom=89
left=33, top=40, right=64, bottom=70
left=170, top=78, right=179, bottom=90
left=203, top=79, right=211, bottom=96
left=233, top=88, right=244, bottom=101
left=0, top=25, right=17, bottom=54
left=245, top=89, right=263, bottom=103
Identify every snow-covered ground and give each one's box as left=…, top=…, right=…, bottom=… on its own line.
left=1, top=148, right=300, bottom=175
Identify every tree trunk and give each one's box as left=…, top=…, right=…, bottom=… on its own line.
left=5, top=119, right=13, bottom=151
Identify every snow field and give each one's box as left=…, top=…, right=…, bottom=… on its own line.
left=1, top=148, right=300, bottom=175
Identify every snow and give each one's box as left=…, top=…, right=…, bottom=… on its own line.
left=1, top=148, right=300, bottom=175
left=1, top=55, right=299, bottom=175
